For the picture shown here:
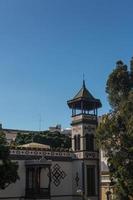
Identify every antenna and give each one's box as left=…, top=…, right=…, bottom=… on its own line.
left=39, top=114, right=42, bottom=132
left=38, top=114, right=45, bottom=132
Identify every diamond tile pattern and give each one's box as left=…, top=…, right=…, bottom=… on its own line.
left=51, top=164, right=66, bottom=187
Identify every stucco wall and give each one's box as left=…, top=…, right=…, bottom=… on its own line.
left=0, top=160, right=25, bottom=199
left=51, top=161, right=72, bottom=198
left=0, top=156, right=99, bottom=200
left=72, top=160, right=83, bottom=195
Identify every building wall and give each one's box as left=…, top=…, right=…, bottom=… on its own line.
left=50, top=161, right=73, bottom=199
left=0, top=160, right=26, bottom=199
left=101, top=185, right=109, bottom=200
left=0, top=159, right=74, bottom=200
left=72, top=160, right=83, bottom=196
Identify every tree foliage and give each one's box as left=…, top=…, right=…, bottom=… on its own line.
left=96, top=59, right=133, bottom=199
left=15, top=131, right=71, bottom=149
left=106, top=60, right=131, bottom=109
left=0, top=132, right=19, bottom=189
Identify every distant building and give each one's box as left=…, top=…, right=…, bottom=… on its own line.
left=49, top=124, right=62, bottom=133
left=0, top=125, right=39, bottom=144
left=61, top=127, right=71, bottom=137
left=49, top=125, right=71, bottom=136
left=1, top=124, right=70, bottom=144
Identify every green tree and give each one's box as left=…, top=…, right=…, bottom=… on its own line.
left=96, top=59, right=133, bottom=200
left=0, top=131, right=19, bottom=189
left=15, top=131, right=71, bottom=149
left=106, top=60, right=130, bottom=109
left=15, top=132, right=33, bottom=145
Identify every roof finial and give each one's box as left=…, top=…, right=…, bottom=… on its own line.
left=83, top=73, right=86, bottom=88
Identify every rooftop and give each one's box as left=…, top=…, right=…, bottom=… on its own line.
left=67, top=80, right=102, bottom=110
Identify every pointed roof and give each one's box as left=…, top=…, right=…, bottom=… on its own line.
left=67, top=80, right=102, bottom=110
left=73, top=80, right=95, bottom=100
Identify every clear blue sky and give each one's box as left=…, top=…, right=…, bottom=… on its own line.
left=0, top=0, right=133, bottom=130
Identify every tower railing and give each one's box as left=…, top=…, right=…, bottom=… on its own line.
left=72, top=113, right=97, bottom=122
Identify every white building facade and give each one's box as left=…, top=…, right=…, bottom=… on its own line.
left=0, top=81, right=102, bottom=200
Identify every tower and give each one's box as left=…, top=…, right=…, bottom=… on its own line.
left=67, top=80, right=102, bottom=200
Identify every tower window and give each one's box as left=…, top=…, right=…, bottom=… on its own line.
left=86, top=134, right=94, bottom=151
left=87, top=165, right=96, bottom=196
left=74, top=134, right=80, bottom=151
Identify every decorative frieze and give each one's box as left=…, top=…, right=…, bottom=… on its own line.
left=10, top=149, right=72, bottom=157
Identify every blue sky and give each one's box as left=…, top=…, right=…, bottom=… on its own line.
left=0, top=0, right=133, bottom=130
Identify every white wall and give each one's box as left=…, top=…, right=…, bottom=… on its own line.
left=72, top=160, right=83, bottom=196
left=0, top=160, right=26, bottom=199
left=51, top=161, right=72, bottom=198
left=0, top=157, right=100, bottom=200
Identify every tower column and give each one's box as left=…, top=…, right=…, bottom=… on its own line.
left=67, top=80, right=102, bottom=200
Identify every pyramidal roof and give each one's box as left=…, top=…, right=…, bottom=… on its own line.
left=67, top=80, right=102, bottom=110
left=73, top=80, right=95, bottom=100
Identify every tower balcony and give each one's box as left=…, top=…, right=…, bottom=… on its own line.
left=71, top=113, right=97, bottom=125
